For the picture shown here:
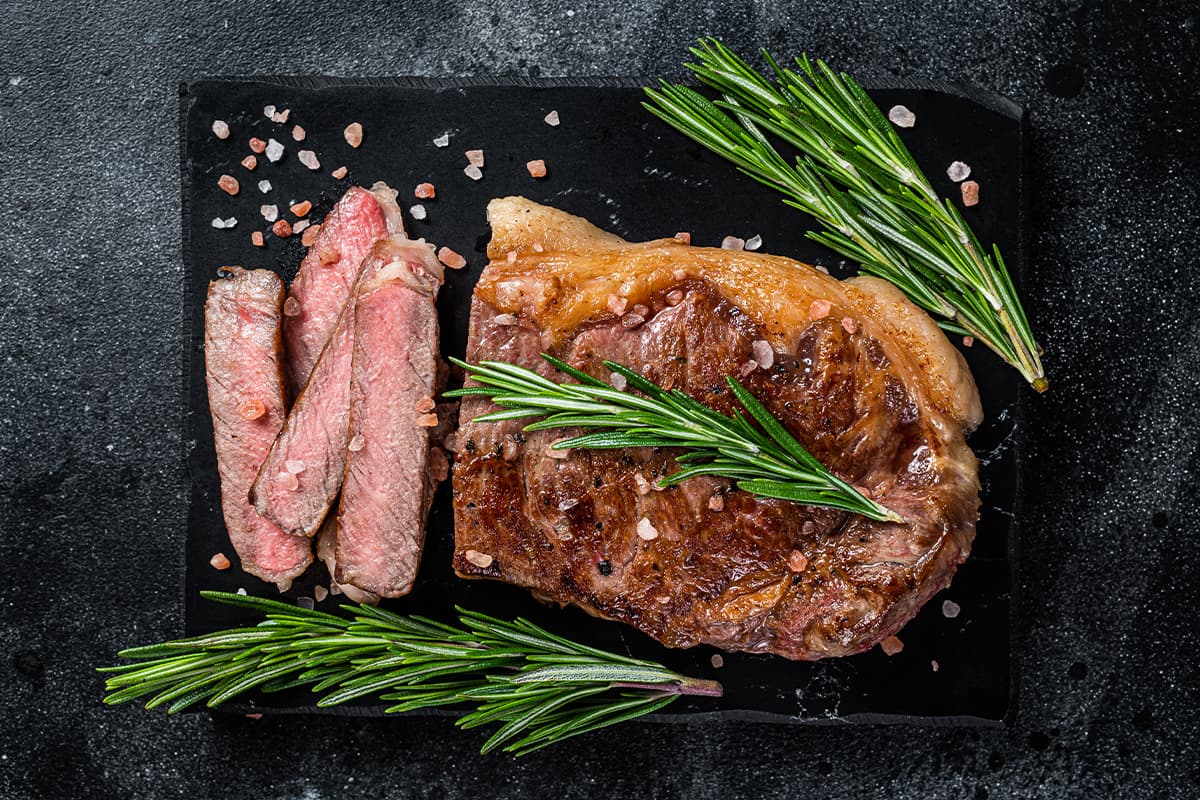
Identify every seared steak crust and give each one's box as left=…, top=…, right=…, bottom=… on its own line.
left=452, top=198, right=981, bottom=660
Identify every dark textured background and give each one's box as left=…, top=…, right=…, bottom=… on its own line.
left=1, top=1, right=1196, bottom=797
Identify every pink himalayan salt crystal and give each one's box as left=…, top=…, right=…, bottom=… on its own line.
left=809, top=299, right=831, bottom=320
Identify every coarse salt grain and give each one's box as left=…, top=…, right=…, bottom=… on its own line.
left=263, top=104, right=275, bottom=119
left=291, top=124, right=305, bottom=142
left=260, top=204, right=279, bottom=222
left=347, top=434, right=366, bottom=452
left=809, top=299, right=832, bottom=320
left=464, top=550, right=494, bottom=569
left=888, top=105, right=916, bottom=128
left=492, top=313, right=519, bottom=326
left=414, top=396, right=435, bottom=413
left=672, top=268, right=687, bottom=282
left=417, top=413, right=439, bottom=427
left=880, top=635, right=904, bottom=656
left=298, top=149, right=320, bottom=170
left=273, top=219, right=293, bottom=238
left=962, top=336, right=974, bottom=348
left=301, top=224, right=321, bottom=247
left=942, top=599, right=961, bottom=618
left=621, top=313, right=646, bottom=329
left=665, top=289, right=684, bottom=306
left=211, top=217, right=228, bottom=229
left=526, top=159, right=547, bottom=178
left=236, top=587, right=247, bottom=595
left=751, top=340, right=774, bottom=369
left=210, top=552, right=231, bottom=570
left=343, top=122, right=363, bottom=148
left=292, top=220, right=310, bottom=234
left=437, top=246, right=466, bottom=269
left=331, top=166, right=348, bottom=180
left=744, top=234, right=763, bottom=251
left=557, top=498, right=579, bottom=512
left=218, top=174, right=239, bottom=195
left=415, top=182, right=436, bottom=199
left=533, top=242, right=544, bottom=252
left=506, top=250, right=518, bottom=264
left=314, top=586, right=329, bottom=602
left=409, top=203, right=427, bottom=220
left=285, top=459, right=305, bottom=474
left=946, top=160, right=971, bottom=182
left=787, top=550, right=808, bottom=572
left=239, top=397, right=266, bottom=419
left=249, top=137, right=266, bottom=154
left=610, top=371, right=627, bottom=391
left=544, top=110, right=560, bottom=126
left=318, top=246, right=339, bottom=265
left=251, top=231, right=265, bottom=247
left=432, top=132, right=450, bottom=148
left=278, top=471, right=299, bottom=491
left=721, top=235, right=745, bottom=250
left=606, top=294, right=628, bottom=315
left=273, top=108, right=290, bottom=123
left=633, top=473, right=651, bottom=496
left=241, top=155, right=257, bottom=171
left=708, top=493, right=725, bottom=512
left=637, top=517, right=659, bottom=541
left=841, top=317, right=858, bottom=334
left=739, top=360, right=758, bottom=378
left=711, top=653, right=725, bottom=668
left=961, top=180, right=980, bottom=207
left=265, top=138, right=284, bottom=163
left=258, top=179, right=272, bottom=193
left=465, top=149, right=485, bottom=168
left=464, top=164, right=483, bottom=181
left=290, top=200, right=312, bottom=217
left=674, top=232, right=691, bottom=244
left=501, top=434, right=520, bottom=461
left=212, top=120, right=230, bottom=139
left=931, top=659, right=939, bottom=672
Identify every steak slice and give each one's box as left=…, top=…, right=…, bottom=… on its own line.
left=250, top=236, right=434, bottom=538
left=204, top=266, right=312, bottom=590
left=333, top=249, right=445, bottom=598
left=282, top=183, right=402, bottom=396
left=452, top=197, right=982, bottom=661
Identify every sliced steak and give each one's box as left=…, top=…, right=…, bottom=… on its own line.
left=250, top=236, right=433, bottom=538
left=334, top=247, right=445, bottom=598
left=204, top=266, right=311, bottom=590
left=283, top=183, right=402, bottom=395
left=452, top=198, right=982, bottom=661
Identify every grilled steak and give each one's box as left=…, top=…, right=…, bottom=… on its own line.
left=204, top=266, right=312, bottom=590
left=282, top=183, right=402, bottom=395
left=452, top=198, right=982, bottom=660
left=333, top=248, right=445, bottom=598
left=250, top=236, right=429, bottom=538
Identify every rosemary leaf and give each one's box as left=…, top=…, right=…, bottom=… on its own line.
left=448, top=355, right=901, bottom=523
left=643, top=37, right=1047, bottom=391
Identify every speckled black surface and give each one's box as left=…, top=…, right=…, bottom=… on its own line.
left=1, top=2, right=1197, bottom=798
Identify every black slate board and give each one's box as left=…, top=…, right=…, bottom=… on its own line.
left=181, top=77, right=1025, bottom=725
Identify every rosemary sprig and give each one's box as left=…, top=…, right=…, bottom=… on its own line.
left=446, top=354, right=901, bottom=523
left=100, top=591, right=721, bottom=756
left=642, top=37, right=1047, bottom=392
